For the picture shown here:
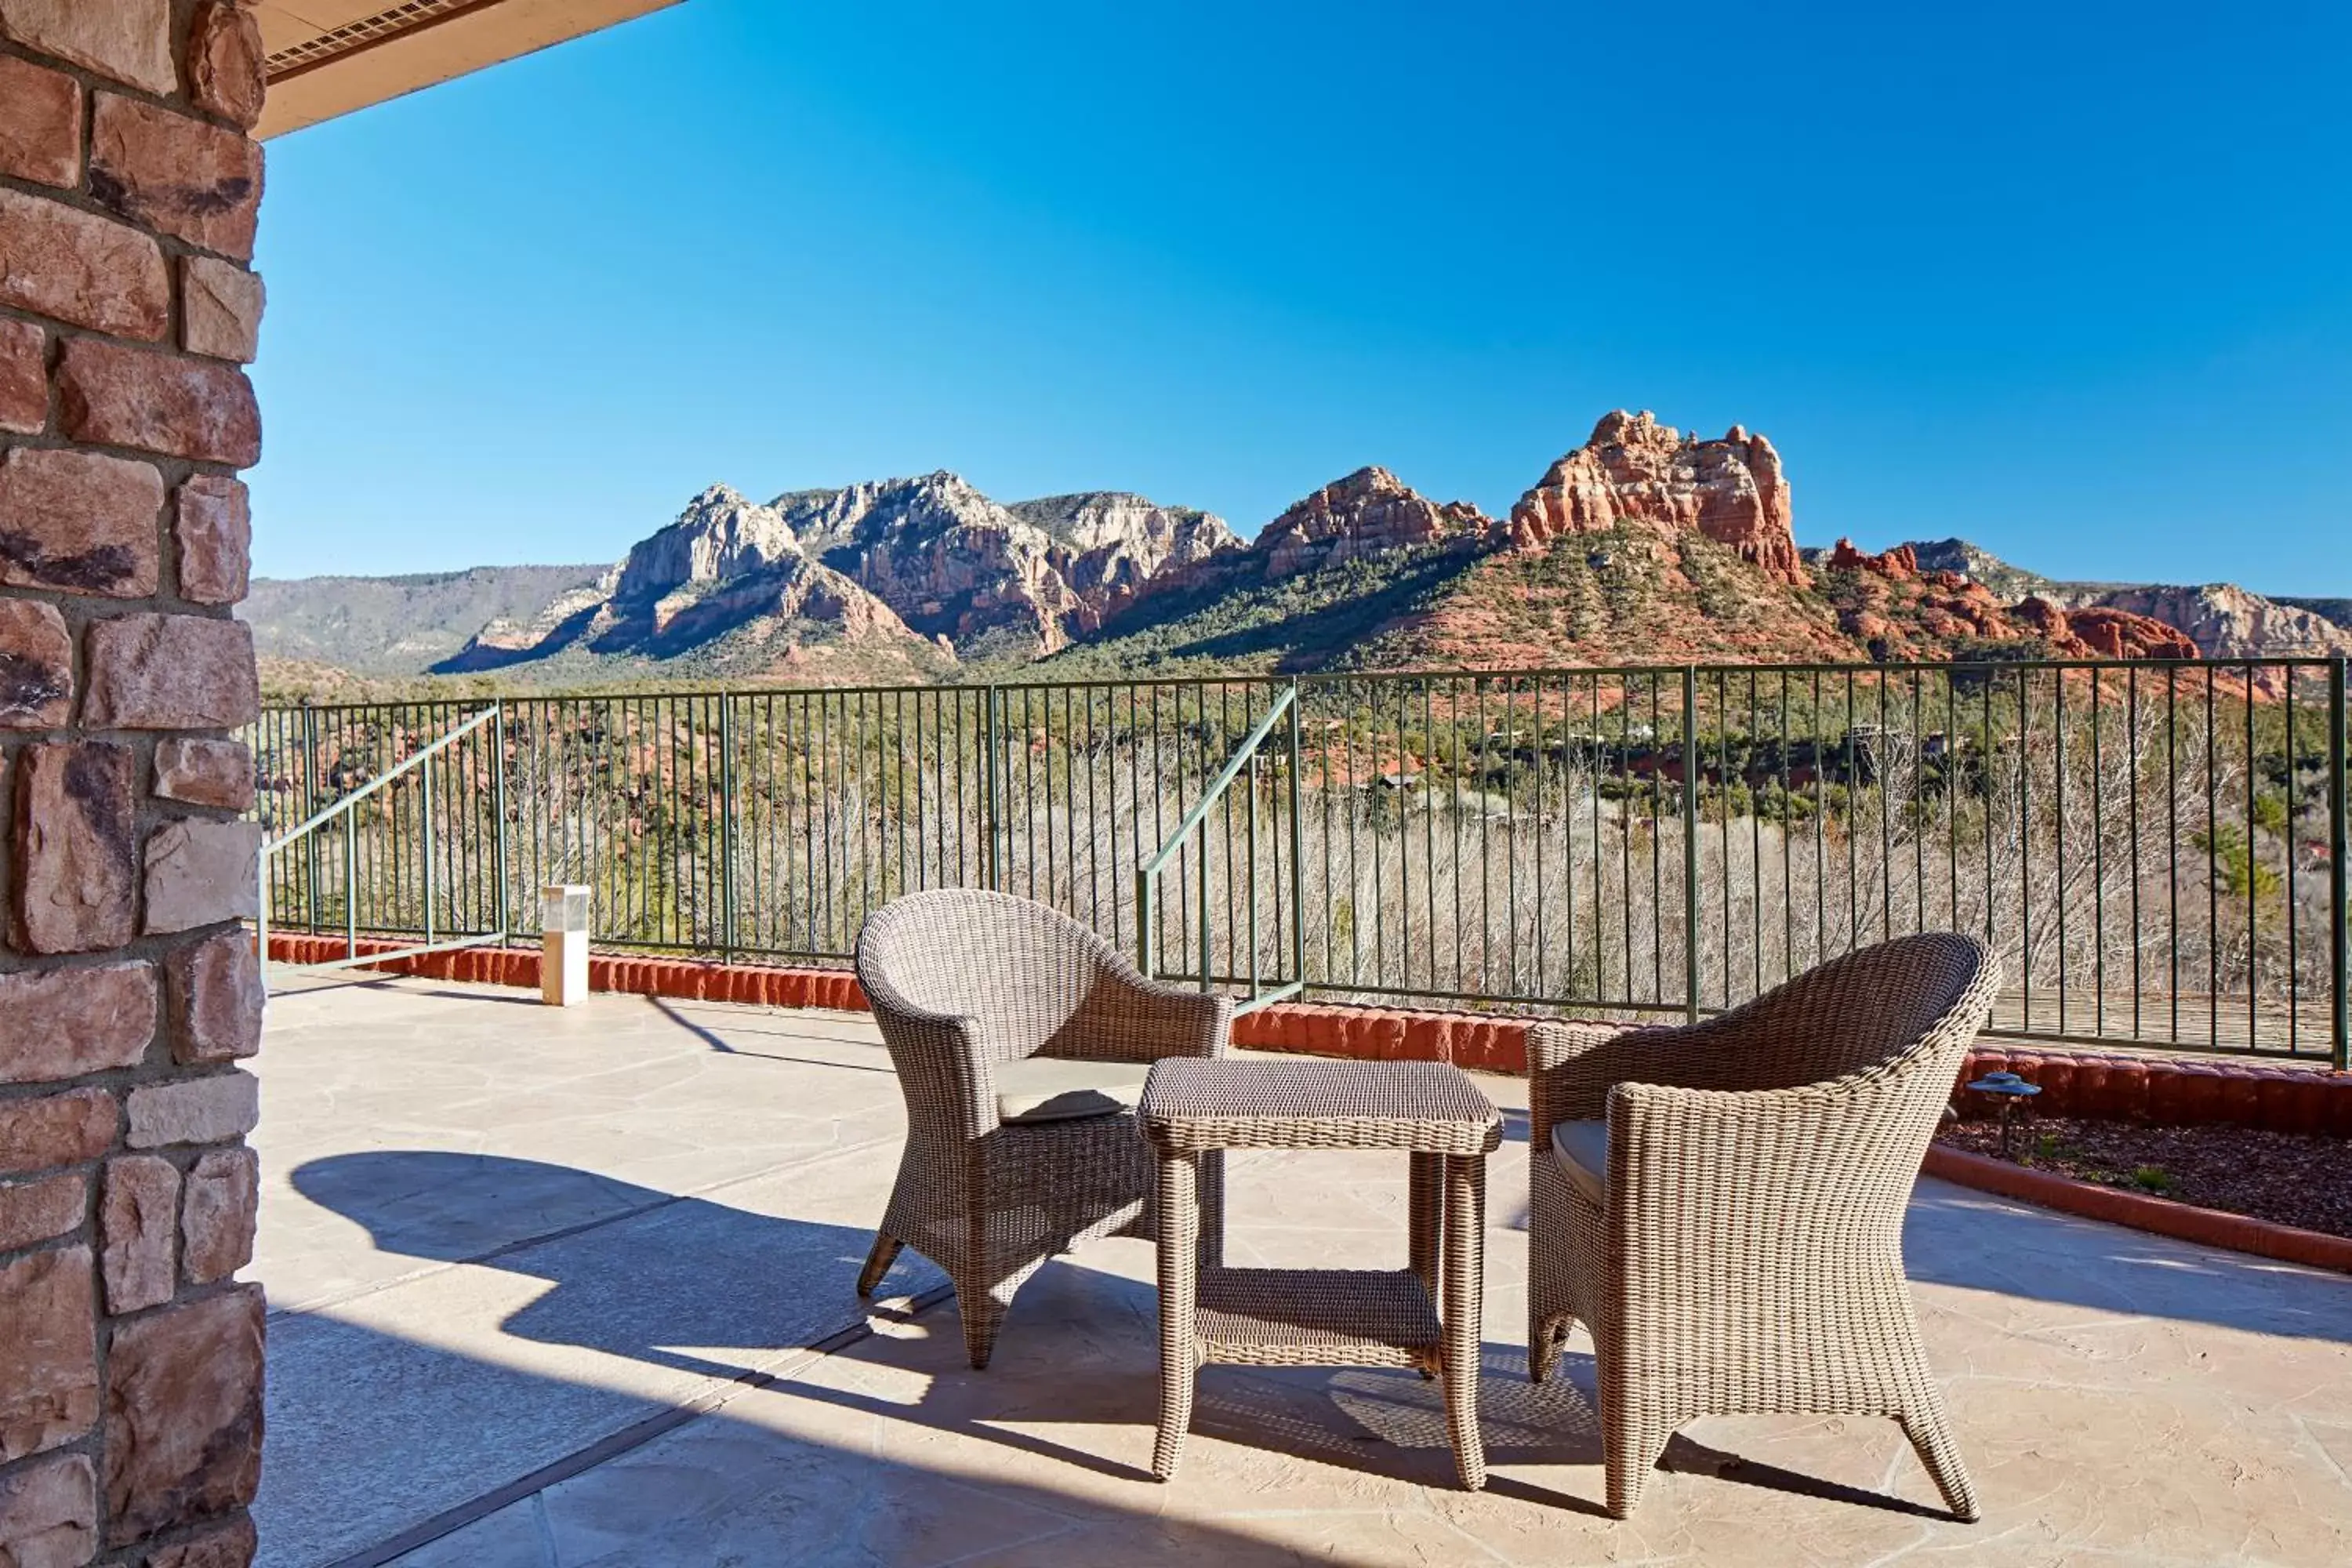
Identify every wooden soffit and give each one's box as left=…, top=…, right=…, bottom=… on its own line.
left=252, top=0, right=681, bottom=138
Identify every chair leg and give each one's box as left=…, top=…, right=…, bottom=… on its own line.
left=1603, top=1410, right=1671, bottom=1521
left=855, top=1233, right=903, bottom=1298
left=958, top=1279, right=1012, bottom=1370
left=1598, top=1329, right=1672, bottom=1520
left=1526, top=1310, right=1573, bottom=1385
left=1900, top=1403, right=1981, bottom=1523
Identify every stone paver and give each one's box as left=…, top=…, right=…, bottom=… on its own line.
left=249, top=973, right=2352, bottom=1568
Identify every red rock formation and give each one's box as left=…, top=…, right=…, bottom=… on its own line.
left=1828, top=538, right=1918, bottom=579
left=1257, top=466, right=1496, bottom=579
left=2013, top=597, right=2198, bottom=661
left=1509, top=411, right=1807, bottom=586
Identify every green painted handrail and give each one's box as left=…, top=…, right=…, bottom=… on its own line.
left=1136, top=684, right=1305, bottom=1014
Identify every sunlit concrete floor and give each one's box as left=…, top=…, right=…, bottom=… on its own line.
left=249, top=971, right=2352, bottom=1568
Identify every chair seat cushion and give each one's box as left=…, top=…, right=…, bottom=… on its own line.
left=1548, top=1118, right=1609, bottom=1203
left=996, top=1057, right=1152, bottom=1123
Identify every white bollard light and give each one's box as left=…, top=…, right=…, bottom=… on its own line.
left=542, top=884, right=591, bottom=1006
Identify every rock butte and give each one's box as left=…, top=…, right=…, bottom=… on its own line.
left=1510, top=411, right=1808, bottom=586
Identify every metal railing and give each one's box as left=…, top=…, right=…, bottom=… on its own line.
left=1137, top=683, right=1305, bottom=1013
left=245, top=655, right=2352, bottom=1064
left=256, top=703, right=509, bottom=982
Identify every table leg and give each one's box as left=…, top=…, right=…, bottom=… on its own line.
left=1408, top=1150, right=1441, bottom=1298
left=1200, top=1148, right=1225, bottom=1271
left=1153, top=1150, right=1199, bottom=1482
left=1442, top=1152, right=1487, bottom=1490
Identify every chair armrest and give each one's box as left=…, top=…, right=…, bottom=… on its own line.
left=861, top=975, right=1006, bottom=1140
left=1040, top=964, right=1234, bottom=1065
left=1602, top=1068, right=1940, bottom=1279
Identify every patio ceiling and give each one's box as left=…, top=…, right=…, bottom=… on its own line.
left=252, top=0, right=683, bottom=138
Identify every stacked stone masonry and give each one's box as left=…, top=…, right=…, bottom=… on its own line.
left=0, top=3, right=268, bottom=1565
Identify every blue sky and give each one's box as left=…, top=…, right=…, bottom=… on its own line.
left=251, top=0, right=2350, bottom=593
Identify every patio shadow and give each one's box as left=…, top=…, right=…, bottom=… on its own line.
left=289, top=1150, right=1987, bottom=1537
left=1902, top=1178, right=2352, bottom=1345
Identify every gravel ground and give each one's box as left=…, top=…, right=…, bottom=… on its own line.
left=1936, top=1115, right=2352, bottom=1242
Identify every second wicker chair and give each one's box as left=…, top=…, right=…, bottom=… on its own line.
left=1526, top=932, right=1999, bottom=1520
left=855, top=888, right=1232, bottom=1369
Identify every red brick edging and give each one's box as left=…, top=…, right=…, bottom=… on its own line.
left=267, top=936, right=2352, bottom=1115
left=1950, top=1045, right=2352, bottom=1135
left=1922, top=1145, right=2352, bottom=1275
left=266, top=935, right=870, bottom=1011
left=261, top=936, right=1532, bottom=1070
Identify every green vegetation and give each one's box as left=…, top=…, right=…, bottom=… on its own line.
left=1036, top=546, right=1488, bottom=679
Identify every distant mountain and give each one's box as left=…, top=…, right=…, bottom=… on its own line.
left=242, top=564, right=607, bottom=677
left=2275, top=597, right=2352, bottom=633
left=241, top=415, right=2348, bottom=697
left=414, top=475, right=1240, bottom=685
left=1801, top=539, right=2352, bottom=663
left=2060, top=583, right=2352, bottom=662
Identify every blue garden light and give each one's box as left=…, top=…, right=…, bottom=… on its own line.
left=1965, top=1071, right=2043, bottom=1159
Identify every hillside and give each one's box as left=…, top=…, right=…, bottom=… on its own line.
left=2278, top=597, right=2352, bottom=632
left=242, top=564, right=606, bottom=677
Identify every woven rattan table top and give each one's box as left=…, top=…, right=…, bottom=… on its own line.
left=1140, top=1058, right=1501, bottom=1156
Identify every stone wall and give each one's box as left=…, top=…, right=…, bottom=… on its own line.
left=0, top=3, right=268, bottom=1565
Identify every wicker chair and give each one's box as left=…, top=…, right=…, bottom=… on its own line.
left=1526, top=932, right=1999, bottom=1521
left=855, top=888, right=1233, bottom=1369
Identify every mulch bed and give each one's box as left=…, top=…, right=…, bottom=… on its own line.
left=1934, top=1115, right=2352, bottom=1243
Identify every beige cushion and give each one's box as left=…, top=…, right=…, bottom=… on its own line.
left=1549, top=1118, right=1609, bottom=1203
left=995, top=1057, right=1152, bottom=1123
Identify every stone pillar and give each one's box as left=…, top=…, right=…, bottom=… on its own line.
left=0, top=3, right=269, bottom=1566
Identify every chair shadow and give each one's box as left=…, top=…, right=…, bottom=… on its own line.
left=291, top=1150, right=1969, bottom=1526
left=647, top=994, right=896, bottom=1073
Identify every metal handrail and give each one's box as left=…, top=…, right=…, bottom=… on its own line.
left=258, top=703, right=508, bottom=984
left=1135, top=683, right=1305, bottom=1014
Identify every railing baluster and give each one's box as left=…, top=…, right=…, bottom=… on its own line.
left=2331, top=654, right=2349, bottom=1071
left=1682, top=664, right=1700, bottom=1023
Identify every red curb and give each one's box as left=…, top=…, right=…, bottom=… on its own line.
left=1922, top=1145, right=2352, bottom=1276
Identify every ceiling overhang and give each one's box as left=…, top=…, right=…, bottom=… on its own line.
left=252, top=0, right=683, bottom=139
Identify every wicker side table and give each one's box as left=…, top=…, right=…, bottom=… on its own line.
left=1138, top=1056, right=1503, bottom=1490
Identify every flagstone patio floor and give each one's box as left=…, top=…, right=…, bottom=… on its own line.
left=249, top=971, right=2352, bottom=1567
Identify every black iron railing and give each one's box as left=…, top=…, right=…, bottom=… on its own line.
left=245, top=655, right=2352, bottom=1065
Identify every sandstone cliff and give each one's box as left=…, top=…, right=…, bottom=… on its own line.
left=443, top=473, right=1236, bottom=675
left=441, top=485, right=933, bottom=678
left=2072, top=583, right=2352, bottom=662
left=785, top=472, right=1237, bottom=656
left=1510, top=412, right=1807, bottom=586
left=1006, top=492, right=1240, bottom=621
left=611, top=485, right=800, bottom=603
left=1253, top=466, right=1497, bottom=579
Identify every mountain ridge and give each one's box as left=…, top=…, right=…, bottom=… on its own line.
left=242, top=414, right=2348, bottom=695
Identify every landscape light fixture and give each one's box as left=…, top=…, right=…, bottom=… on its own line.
left=542, top=885, right=591, bottom=1007
left=1965, top=1070, right=2042, bottom=1160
